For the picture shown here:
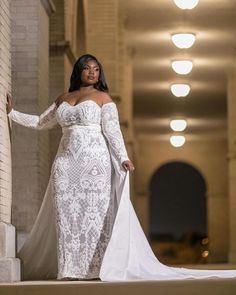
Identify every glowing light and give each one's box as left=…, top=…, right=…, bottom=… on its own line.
left=170, top=119, right=187, bottom=131
left=201, top=238, right=209, bottom=245
left=170, top=135, right=186, bottom=147
left=172, top=60, right=193, bottom=75
left=173, top=0, right=199, bottom=10
left=171, top=84, right=190, bottom=97
left=202, top=250, right=209, bottom=258
left=171, top=33, right=196, bottom=49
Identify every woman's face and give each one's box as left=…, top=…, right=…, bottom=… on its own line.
left=80, top=59, right=100, bottom=86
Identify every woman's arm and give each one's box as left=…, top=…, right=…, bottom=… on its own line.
left=101, top=102, right=131, bottom=167
left=7, top=102, right=58, bottom=130
left=6, top=91, right=59, bottom=130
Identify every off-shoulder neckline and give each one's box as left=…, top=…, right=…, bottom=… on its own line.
left=57, top=100, right=115, bottom=110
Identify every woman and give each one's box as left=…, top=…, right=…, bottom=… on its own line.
left=6, top=54, right=236, bottom=281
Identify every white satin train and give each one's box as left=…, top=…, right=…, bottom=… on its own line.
left=17, top=143, right=236, bottom=281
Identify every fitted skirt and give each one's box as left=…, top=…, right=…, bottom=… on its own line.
left=51, top=125, right=116, bottom=279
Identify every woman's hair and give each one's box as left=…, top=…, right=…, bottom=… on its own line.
left=68, top=54, right=109, bottom=92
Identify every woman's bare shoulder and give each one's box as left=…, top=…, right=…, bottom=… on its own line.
left=98, top=91, right=113, bottom=104
left=55, top=92, right=71, bottom=106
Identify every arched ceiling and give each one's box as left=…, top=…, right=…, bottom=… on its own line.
left=121, top=0, right=236, bottom=140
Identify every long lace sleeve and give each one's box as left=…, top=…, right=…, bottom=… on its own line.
left=7, top=102, right=58, bottom=130
left=101, top=102, right=130, bottom=166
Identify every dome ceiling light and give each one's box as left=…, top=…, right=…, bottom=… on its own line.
left=171, top=84, right=190, bottom=97
left=173, top=0, right=199, bottom=10
left=170, top=119, right=187, bottom=131
left=172, top=60, right=193, bottom=75
left=170, top=135, right=186, bottom=147
left=171, top=33, right=196, bottom=49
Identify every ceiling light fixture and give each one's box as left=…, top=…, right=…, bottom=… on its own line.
left=171, top=84, right=190, bottom=97
left=171, top=33, right=196, bottom=49
left=172, top=60, right=193, bottom=75
left=170, top=119, right=187, bottom=131
left=173, top=0, right=199, bottom=10
left=170, top=135, right=186, bottom=147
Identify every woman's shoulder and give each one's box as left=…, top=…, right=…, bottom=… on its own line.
left=54, top=92, right=71, bottom=106
left=96, top=90, right=113, bottom=104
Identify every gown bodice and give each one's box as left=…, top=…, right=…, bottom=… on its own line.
left=7, top=99, right=130, bottom=166
left=56, top=100, right=103, bottom=128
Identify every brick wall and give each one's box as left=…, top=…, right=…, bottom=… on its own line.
left=10, top=0, right=51, bottom=243
left=38, top=2, right=51, bottom=192
left=49, top=0, right=65, bottom=165
left=0, top=0, right=12, bottom=223
left=84, top=0, right=119, bottom=95
left=84, top=0, right=134, bottom=152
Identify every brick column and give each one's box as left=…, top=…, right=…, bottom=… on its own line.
left=10, top=0, right=54, bottom=250
left=84, top=0, right=134, bottom=148
left=49, top=0, right=66, bottom=165
left=84, top=0, right=135, bottom=199
left=0, top=0, right=20, bottom=282
left=84, top=0, right=120, bottom=96
left=49, top=0, right=80, bottom=165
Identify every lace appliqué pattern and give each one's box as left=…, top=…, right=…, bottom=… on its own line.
left=8, top=99, right=130, bottom=279
left=8, top=102, right=58, bottom=129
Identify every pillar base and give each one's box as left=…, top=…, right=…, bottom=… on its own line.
left=0, top=222, right=15, bottom=257
left=0, top=222, right=21, bottom=282
left=0, top=258, right=21, bottom=282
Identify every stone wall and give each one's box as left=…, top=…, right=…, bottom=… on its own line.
left=10, top=0, right=52, bottom=249
left=49, top=0, right=66, bottom=165
left=0, top=0, right=12, bottom=224
left=0, top=0, right=21, bottom=282
left=84, top=0, right=119, bottom=96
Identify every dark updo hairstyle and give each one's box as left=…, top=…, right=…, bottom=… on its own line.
left=68, top=54, right=109, bottom=93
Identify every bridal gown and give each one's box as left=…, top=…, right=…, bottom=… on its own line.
left=7, top=99, right=236, bottom=281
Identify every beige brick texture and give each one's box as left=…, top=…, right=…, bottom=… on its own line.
left=0, top=0, right=12, bottom=223
left=49, top=0, right=65, bottom=165
left=84, top=0, right=134, bottom=155
left=10, top=0, right=51, bottom=237
left=84, top=0, right=119, bottom=95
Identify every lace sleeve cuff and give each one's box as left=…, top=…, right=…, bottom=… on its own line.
left=101, top=102, right=130, bottom=166
left=7, top=108, right=14, bottom=118
left=7, top=102, right=58, bottom=130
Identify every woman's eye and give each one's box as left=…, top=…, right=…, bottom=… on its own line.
left=83, top=67, right=99, bottom=71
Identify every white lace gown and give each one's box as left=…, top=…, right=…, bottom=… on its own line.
left=8, top=100, right=236, bottom=281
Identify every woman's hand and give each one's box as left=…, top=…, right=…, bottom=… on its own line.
left=122, top=160, right=135, bottom=172
left=6, top=93, right=13, bottom=114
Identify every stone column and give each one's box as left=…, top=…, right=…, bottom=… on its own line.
left=227, top=69, right=236, bottom=263
left=49, top=0, right=66, bottom=164
left=84, top=0, right=120, bottom=97
left=84, top=0, right=134, bottom=155
left=11, top=0, right=55, bottom=250
left=49, top=0, right=79, bottom=165
left=0, top=0, right=21, bottom=282
left=117, top=5, right=135, bottom=201
left=84, top=0, right=135, bottom=201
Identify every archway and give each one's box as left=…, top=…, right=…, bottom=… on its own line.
left=149, top=161, right=207, bottom=264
